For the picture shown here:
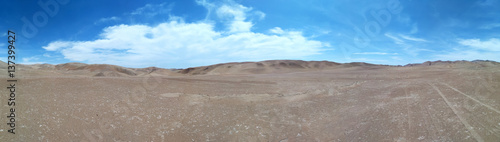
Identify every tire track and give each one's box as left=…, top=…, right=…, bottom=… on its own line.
left=428, top=83, right=484, bottom=142
left=439, top=82, right=500, bottom=114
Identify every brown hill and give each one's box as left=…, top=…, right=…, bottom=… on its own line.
left=177, top=60, right=378, bottom=75
left=404, top=60, right=500, bottom=69
left=0, top=60, right=7, bottom=69
left=7, top=58, right=500, bottom=141
left=178, top=60, right=500, bottom=75
left=13, top=62, right=174, bottom=77
left=3, top=60, right=499, bottom=77
left=52, top=63, right=138, bottom=76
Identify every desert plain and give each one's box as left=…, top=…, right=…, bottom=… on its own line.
left=1, top=60, right=500, bottom=141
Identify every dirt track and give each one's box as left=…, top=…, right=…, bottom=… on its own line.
left=1, top=61, right=500, bottom=141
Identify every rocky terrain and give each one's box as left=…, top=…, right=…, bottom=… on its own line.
left=1, top=60, right=500, bottom=141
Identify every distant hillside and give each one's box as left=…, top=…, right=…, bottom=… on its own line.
left=1, top=60, right=499, bottom=77
left=10, top=62, right=174, bottom=77
left=404, top=60, right=500, bottom=67
left=178, top=60, right=386, bottom=75
left=177, top=60, right=500, bottom=75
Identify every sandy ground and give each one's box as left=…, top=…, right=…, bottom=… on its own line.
left=1, top=61, right=500, bottom=141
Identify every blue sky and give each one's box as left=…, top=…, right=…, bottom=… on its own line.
left=1, top=0, right=499, bottom=68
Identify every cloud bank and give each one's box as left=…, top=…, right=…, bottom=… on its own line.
left=458, top=38, right=500, bottom=51
left=42, top=1, right=328, bottom=68
left=434, top=38, right=500, bottom=61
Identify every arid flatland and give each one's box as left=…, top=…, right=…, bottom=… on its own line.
left=1, top=60, right=500, bottom=141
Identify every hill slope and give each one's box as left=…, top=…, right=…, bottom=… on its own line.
left=1, top=60, right=499, bottom=77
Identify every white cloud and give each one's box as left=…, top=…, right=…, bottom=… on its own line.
left=43, top=41, right=73, bottom=51
left=22, top=57, right=38, bottom=62
left=269, top=27, right=284, bottom=34
left=42, top=2, right=328, bottom=68
left=254, top=11, right=266, bottom=20
left=459, top=38, right=500, bottom=51
left=228, top=20, right=253, bottom=33
left=399, top=35, right=427, bottom=42
left=95, top=16, right=120, bottom=24
left=385, top=33, right=428, bottom=45
left=479, top=23, right=500, bottom=29
left=433, top=38, right=500, bottom=62
left=350, top=58, right=388, bottom=63
left=21, top=57, right=43, bottom=64
left=477, top=0, right=496, bottom=6
left=354, top=52, right=398, bottom=55
left=195, top=0, right=216, bottom=20
left=434, top=50, right=500, bottom=61
left=215, top=4, right=254, bottom=33
left=196, top=0, right=265, bottom=33
left=385, top=33, right=404, bottom=44
left=216, top=4, right=248, bottom=21
left=131, top=2, right=173, bottom=17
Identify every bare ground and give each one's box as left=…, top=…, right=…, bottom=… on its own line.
left=1, top=61, right=500, bottom=141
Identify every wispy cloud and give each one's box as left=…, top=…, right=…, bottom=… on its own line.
left=458, top=38, right=500, bottom=51
left=354, top=52, right=398, bottom=55
left=477, top=0, right=497, bottom=6
left=433, top=38, right=500, bottom=61
left=130, top=2, right=173, bottom=17
left=435, top=50, right=500, bottom=61
left=21, top=56, right=43, bottom=64
left=479, top=23, right=500, bottom=29
left=385, top=33, right=404, bottom=45
left=385, top=33, right=428, bottom=45
left=201, top=0, right=266, bottom=34
left=43, top=41, right=72, bottom=51
left=196, top=0, right=216, bottom=20
left=350, top=58, right=388, bottom=63
left=42, top=1, right=328, bottom=68
left=95, top=16, right=120, bottom=25
left=399, top=34, right=428, bottom=42
left=216, top=4, right=253, bottom=33
left=269, top=27, right=284, bottom=34
left=254, top=11, right=266, bottom=20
